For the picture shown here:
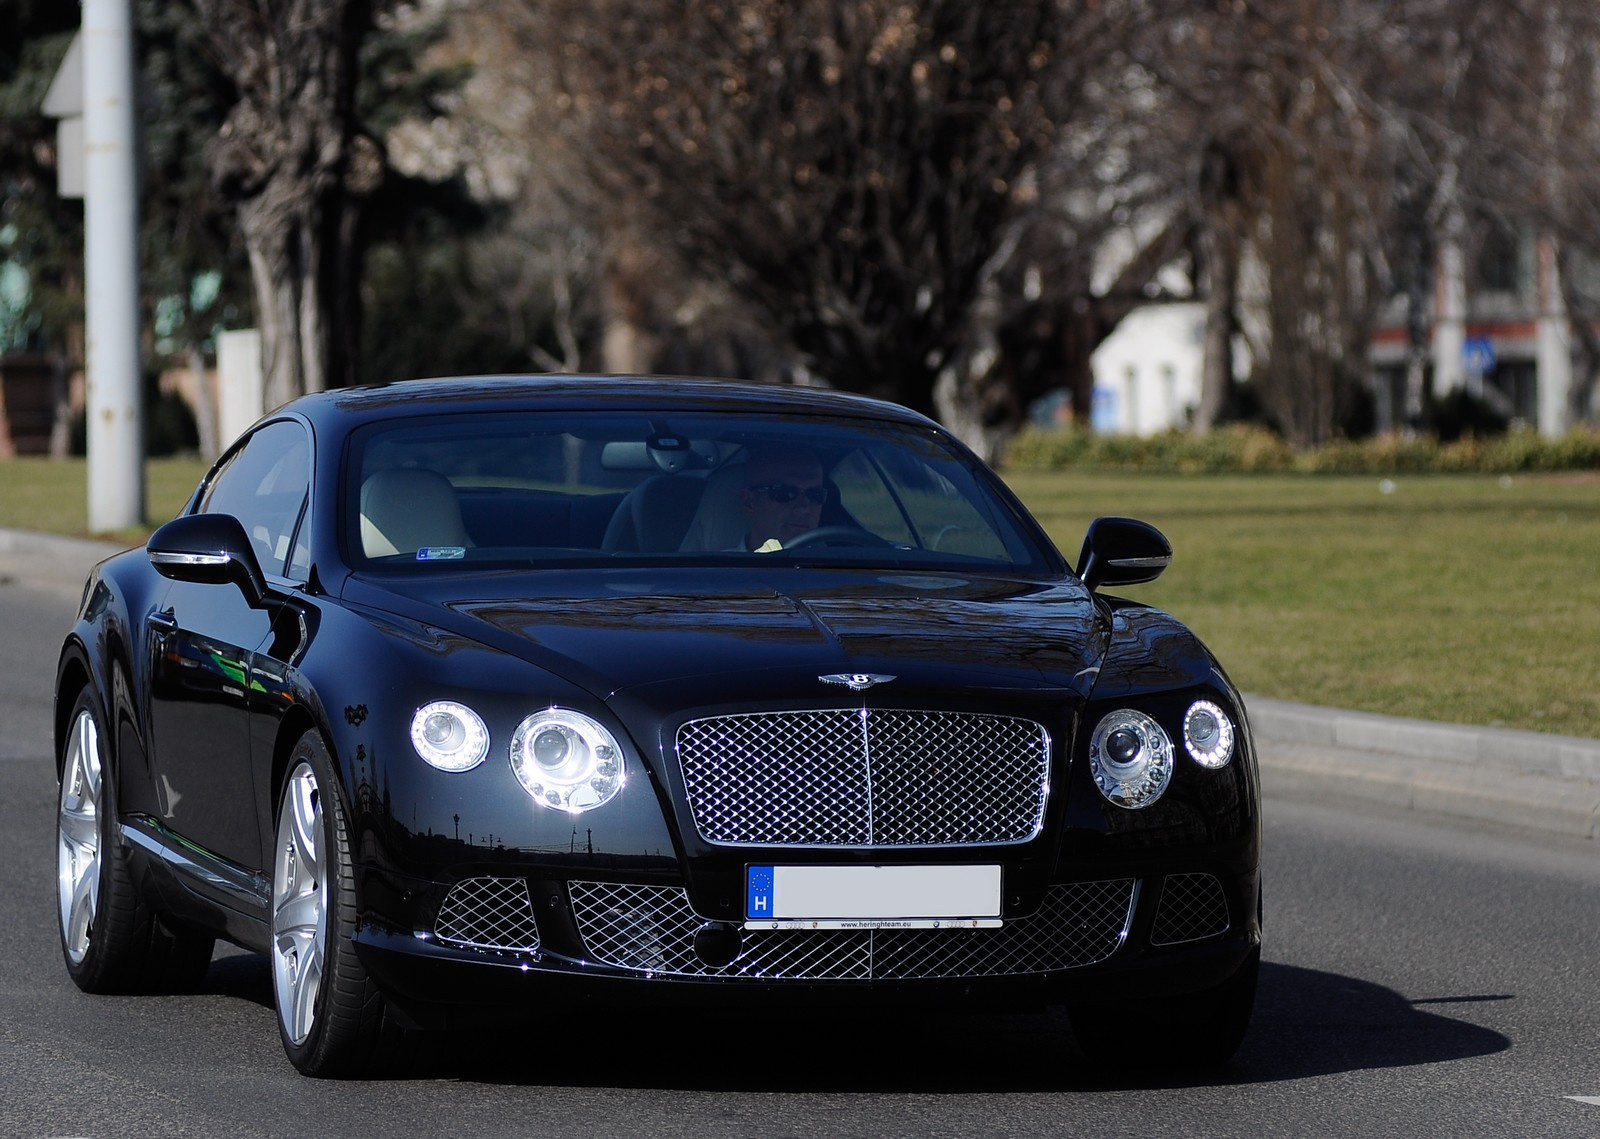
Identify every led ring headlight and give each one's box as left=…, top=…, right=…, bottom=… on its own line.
left=511, top=708, right=625, bottom=812
left=1088, top=709, right=1173, bottom=808
left=1183, top=699, right=1236, bottom=769
left=410, top=701, right=490, bottom=772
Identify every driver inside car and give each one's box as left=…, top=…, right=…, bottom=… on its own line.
left=737, top=445, right=827, bottom=551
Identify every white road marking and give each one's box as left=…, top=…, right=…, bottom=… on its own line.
left=1565, top=1097, right=1600, bottom=1106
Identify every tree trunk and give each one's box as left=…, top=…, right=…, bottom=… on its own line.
left=48, top=352, right=72, bottom=459
left=297, top=213, right=327, bottom=396
left=243, top=216, right=301, bottom=414
left=1193, top=222, right=1237, bottom=434
left=190, top=344, right=218, bottom=459
left=192, top=0, right=370, bottom=409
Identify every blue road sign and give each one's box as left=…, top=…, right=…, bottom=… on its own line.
left=1463, top=337, right=1496, bottom=375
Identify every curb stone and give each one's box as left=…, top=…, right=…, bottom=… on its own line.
left=1245, top=696, right=1600, bottom=842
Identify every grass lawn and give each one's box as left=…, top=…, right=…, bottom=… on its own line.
left=0, top=455, right=211, bottom=546
left=3, top=456, right=1596, bottom=738
left=1004, top=469, right=1600, bottom=739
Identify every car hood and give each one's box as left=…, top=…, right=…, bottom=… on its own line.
left=340, top=568, right=1108, bottom=710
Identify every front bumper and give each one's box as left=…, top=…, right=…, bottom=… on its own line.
left=354, top=864, right=1261, bottom=1030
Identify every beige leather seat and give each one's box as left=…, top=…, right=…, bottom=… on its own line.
left=677, top=463, right=748, bottom=551
left=360, top=468, right=474, bottom=557
left=600, top=475, right=705, bottom=552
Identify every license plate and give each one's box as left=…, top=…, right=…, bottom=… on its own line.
left=744, top=864, right=1002, bottom=930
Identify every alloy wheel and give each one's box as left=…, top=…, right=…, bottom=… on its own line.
left=57, top=708, right=102, bottom=965
left=272, top=762, right=328, bottom=1046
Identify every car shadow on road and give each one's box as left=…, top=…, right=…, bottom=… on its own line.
left=313, top=958, right=1503, bottom=1091
left=1205, top=960, right=1512, bottom=1088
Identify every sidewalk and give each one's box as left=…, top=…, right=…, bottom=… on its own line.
left=4, top=527, right=1598, bottom=842
left=1249, top=696, right=1600, bottom=842
left=0, top=527, right=134, bottom=602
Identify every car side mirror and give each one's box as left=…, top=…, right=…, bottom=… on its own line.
left=147, top=513, right=269, bottom=608
left=1075, top=516, right=1172, bottom=591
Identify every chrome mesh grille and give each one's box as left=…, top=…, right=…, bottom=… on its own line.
left=676, top=709, right=1050, bottom=847
left=434, top=876, right=541, bottom=953
left=1150, top=873, right=1230, bottom=945
left=568, top=879, right=1133, bottom=979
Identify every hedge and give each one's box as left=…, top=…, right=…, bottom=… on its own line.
left=1000, top=422, right=1600, bottom=475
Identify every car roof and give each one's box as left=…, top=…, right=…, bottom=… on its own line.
left=279, top=375, right=944, bottom=435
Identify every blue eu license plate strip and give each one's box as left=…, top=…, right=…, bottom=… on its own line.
left=744, top=864, right=1002, bottom=930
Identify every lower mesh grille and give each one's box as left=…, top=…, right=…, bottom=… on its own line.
left=568, top=879, right=1134, bottom=979
left=434, top=877, right=541, bottom=953
left=1150, top=873, right=1230, bottom=945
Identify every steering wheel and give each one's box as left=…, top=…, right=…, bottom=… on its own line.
left=781, top=526, right=892, bottom=549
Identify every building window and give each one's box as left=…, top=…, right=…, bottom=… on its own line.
left=1484, top=362, right=1537, bottom=425
left=1474, top=219, right=1523, bottom=294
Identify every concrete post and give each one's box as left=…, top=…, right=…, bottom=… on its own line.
left=1535, top=233, right=1572, bottom=437
left=1432, top=236, right=1466, bottom=397
left=82, top=0, right=144, bottom=531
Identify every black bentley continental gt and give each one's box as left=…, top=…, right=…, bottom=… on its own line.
left=54, top=375, right=1260, bottom=1076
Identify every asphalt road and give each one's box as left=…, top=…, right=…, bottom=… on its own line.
left=4, top=549, right=1600, bottom=1137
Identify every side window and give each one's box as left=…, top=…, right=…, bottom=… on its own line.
left=198, top=420, right=312, bottom=580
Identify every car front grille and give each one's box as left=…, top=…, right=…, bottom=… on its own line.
left=434, top=876, right=542, bottom=953
left=567, top=878, right=1134, bottom=980
left=1149, top=872, right=1231, bottom=945
left=676, top=708, right=1050, bottom=847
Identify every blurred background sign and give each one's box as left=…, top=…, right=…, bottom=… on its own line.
left=1463, top=337, right=1496, bottom=377
left=41, top=32, right=84, bottom=200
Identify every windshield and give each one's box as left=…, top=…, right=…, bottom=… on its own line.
left=345, top=409, right=1056, bottom=573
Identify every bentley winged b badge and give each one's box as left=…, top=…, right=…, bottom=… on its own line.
left=819, top=673, right=896, bottom=692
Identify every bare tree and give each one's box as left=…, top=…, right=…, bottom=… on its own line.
left=1130, top=8, right=1272, bottom=436
left=485, top=0, right=1600, bottom=450
left=187, top=0, right=382, bottom=410
left=1357, top=0, right=1600, bottom=432
left=1137, top=1, right=1416, bottom=446
left=510, top=0, right=1174, bottom=458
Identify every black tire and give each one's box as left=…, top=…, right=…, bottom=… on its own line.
left=56, top=690, right=215, bottom=994
left=272, top=730, right=410, bottom=1077
left=1067, top=946, right=1260, bottom=1071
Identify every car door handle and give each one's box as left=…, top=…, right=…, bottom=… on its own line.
left=148, top=607, right=179, bottom=634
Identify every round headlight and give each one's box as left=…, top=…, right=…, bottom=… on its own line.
left=1184, top=700, right=1236, bottom=768
left=510, top=709, right=625, bottom=812
left=1088, top=709, right=1173, bottom=808
left=410, top=701, right=490, bottom=772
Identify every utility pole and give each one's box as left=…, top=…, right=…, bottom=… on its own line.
left=82, top=0, right=144, bottom=532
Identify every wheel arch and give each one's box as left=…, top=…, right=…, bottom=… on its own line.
left=270, top=704, right=324, bottom=814
left=54, top=643, right=95, bottom=778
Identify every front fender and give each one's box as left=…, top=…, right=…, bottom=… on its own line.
left=1059, top=597, right=1260, bottom=867
left=55, top=552, right=168, bottom=818
left=265, top=598, right=680, bottom=901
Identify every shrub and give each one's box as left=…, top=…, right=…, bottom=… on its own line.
left=1001, top=423, right=1600, bottom=475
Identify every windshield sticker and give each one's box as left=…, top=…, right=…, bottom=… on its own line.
left=416, top=547, right=467, bottom=561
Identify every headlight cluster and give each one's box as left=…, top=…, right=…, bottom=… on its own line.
left=510, top=710, right=624, bottom=812
left=408, top=702, right=625, bottom=813
left=1087, top=699, right=1236, bottom=809
left=409, top=702, right=489, bottom=772
left=1183, top=699, right=1235, bottom=769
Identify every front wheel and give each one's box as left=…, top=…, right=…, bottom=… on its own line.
left=56, top=690, right=213, bottom=993
left=1067, top=946, right=1260, bottom=1070
left=272, top=730, right=409, bottom=1077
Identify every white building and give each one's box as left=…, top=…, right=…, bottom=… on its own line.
left=1087, top=302, right=1207, bottom=435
